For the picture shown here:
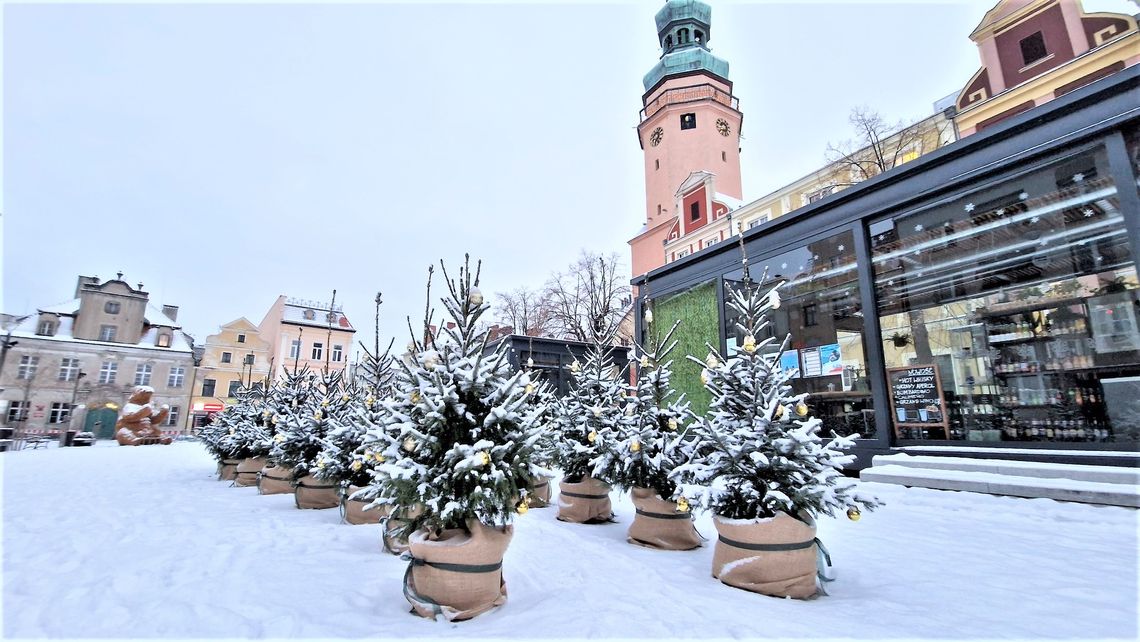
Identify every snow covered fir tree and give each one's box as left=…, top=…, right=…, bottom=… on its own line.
left=358, top=257, right=549, bottom=620
left=670, top=254, right=880, bottom=598
left=553, top=327, right=626, bottom=523
left=603, top=315, right=701, bottom=549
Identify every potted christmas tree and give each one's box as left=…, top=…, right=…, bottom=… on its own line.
left=197, top=415, right=239, bottom=481
left=273, top=369, right=349, bottom=509
left=258, top=364, right=314, bottom=496
left=554, top=331, right=625, bottom=524
left=603, top=315, right=699, bottom=550
left=360, top=257, right=547, bottom=621
left=671, top=261, right=879, bottom=599
left=314, top=293, right=397, bottom=525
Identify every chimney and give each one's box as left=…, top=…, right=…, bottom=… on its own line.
left=162, top=305, right=179, bottom=322
left=74, top=275, right=100, bottom=298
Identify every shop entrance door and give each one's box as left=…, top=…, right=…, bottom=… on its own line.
left=85, top=408, right=119, bottom=439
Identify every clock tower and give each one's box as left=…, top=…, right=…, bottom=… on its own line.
left=630, top=0, right=743, bottom=278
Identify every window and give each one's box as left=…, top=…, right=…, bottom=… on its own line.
left=156, top=333, right=171, bottom=348
left=705, top=237, right=719, bottom=248
left=690, top=202, right=700, bottom=221
left=6, top=401, right=29, bottom=422
left=99, top=361, right=118, bottom=384
left=803, top=303, right=818, bottom=327
left=48, top=402, right=70, bottom=424
left=58, top=358, right=80, bottom=381
left=289, top=339, right=301, bottom=359
left=134, top=363, right=153, bottom=386
left=236, top=334, right=246, bottom=344
left=99, top=325, right=117, bottom=342
left=677, top=249, right=691, bottom=259
left=104, top=301, right=121, bottom=314
left=168, top=366, right=185, bottom=388
left=680, top=113, right=696, bottom=130
left=722, top=151, right=727, bottom=162
left=807, top=186, right=836, bottom=203
left=17, top=356, right=39, bottom=380
left=898, top=145, right=921, bottom=166
left=165, top=406, right=180, bottom=426
left=332, top=345, right=344, bottom=362
left=243, top=354, right=255, bottom=366
left=655, top=159, right=660, bottom=170
left=201, top=378, right=216, bottom=397
left=1019, top=31, right=1047, bottom=66
left=227, top=380, right=242, bottom=397
left=312, top=342, right=323, bottom=360
left=36, top=319, right=55, bottom=336
left=221, top=352, right=232, bottom=364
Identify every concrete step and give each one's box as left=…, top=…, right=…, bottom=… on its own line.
left=861, top=464, right=1140, bottom=508
left=872, top=453, right=1140, bottom=485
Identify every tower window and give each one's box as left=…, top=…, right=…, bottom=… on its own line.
left=690, top=202, right=700, bottom=221
left=695, top=30, right=704, bottom=43
left=680, top=113, right=696, bottom=130
left=1019, top=31, right=1047, bottom=66
left=664, top=35, right=672, bottom=49
left=655, top=159, right=660, bottom=170
left=679, top=28, right=689, bottom=43
left=722, top=151, right=727, bottom=162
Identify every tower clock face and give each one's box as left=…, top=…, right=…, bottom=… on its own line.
left=650, top=127, right=664, bottom=147
left=716, top=118, right=731, bottom=137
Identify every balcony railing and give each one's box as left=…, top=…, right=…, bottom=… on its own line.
left=641, top=83, right=738, bottom=121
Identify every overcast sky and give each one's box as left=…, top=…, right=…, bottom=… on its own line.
left=4, top=0, right=1135, bottom=356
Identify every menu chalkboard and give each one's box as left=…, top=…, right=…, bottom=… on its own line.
left=886, top=364, right=947, bottom=431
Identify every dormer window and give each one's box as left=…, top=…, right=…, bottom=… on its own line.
left=104, top=301, right=121, bottom=314
left=36, top=319, right=56, bottom=336
left=680, top=113, right=696, bottom=130
left=1019, top=31, right=1047, bottom=66
left=157, top=333, right=172, bottom=348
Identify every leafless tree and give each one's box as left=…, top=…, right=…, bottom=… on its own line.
left=824, top=106, right=949, bottom=188
left=493, top=286, right=553, bottom=337
left=543, top=251, right=632, bottom=343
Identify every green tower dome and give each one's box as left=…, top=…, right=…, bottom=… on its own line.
left=643, top=0, right=730, bottom=91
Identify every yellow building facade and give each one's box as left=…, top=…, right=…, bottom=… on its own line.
left=189, top=317, right=270, bottom=428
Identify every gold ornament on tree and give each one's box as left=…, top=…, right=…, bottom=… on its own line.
left=467, top=286, right=484, bottom=307
left=795, top=402, right=809, bottom=417
left=479, top=451, right=491, bottom=466
left=742, top=334, right=757, bottom=354
left=587, top=430, right=598, bottom=443
left=639, top=355, right=649, bottom=368
left=847, top=508, right=861, bottom=521
left=630, top=439, right=641, bottom=453
left=570, top=360, right=580, bottom=373
left=700, top=369, right=711, bottom=386
left=667, top=417, right=678, bottom=431
left=517, top=501, right=528, bottom=515
left=705, top=352, right=719, bottom=368
left=676, top=497, right=690, bottom=513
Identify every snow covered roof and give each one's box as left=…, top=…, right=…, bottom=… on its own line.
left=281, top=304, right=356, bottom=332
left=7, top=308, right=193, bottom=354
left=144, top=303, right=178, bottom=327
left=714, top=192, right=743, bottom=210
left=38, top=298, right=81, bottom=316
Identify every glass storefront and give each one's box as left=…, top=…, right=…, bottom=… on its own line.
left=870, top=144, right=1139, bottom=443
left=722, top=230, right=875, bottom=439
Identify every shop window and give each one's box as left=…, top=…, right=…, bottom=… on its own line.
left=1019, top=31, right=1047, bottom=67
left=872, top=145, right=1136, bottom=443
left=680, top=113, right=696, bottom=130
left=721, top=230, right=873, bottom=439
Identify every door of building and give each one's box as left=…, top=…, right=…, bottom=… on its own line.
left=85, top=407, right=119, bottom=439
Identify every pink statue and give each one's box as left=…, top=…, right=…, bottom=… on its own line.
left=115, top=386, right=172, bottom=446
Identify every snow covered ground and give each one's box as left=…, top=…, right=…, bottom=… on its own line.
left=2, top=442, right=1137, bottom=640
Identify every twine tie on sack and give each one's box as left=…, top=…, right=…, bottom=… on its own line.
left=560, top=490, right=608, bottom=500
left=634, top=508, right=692, bottom=520
left=814, top=537, right=834, bottom=596
left=400, top=552, right=505, bottom=620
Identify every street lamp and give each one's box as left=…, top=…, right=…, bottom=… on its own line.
left=63, top=370, right=87, bottom=446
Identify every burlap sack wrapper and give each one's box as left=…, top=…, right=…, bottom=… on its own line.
left=403, top=520, right=512, bottom=622
left=557, top=476, right=613, bottom=523
left=234, top=457, right=267, bottom=487
left=342, top=485, right=386, bottom=525
left=712, top=512, right=819, bottom=599
left=295, top=474, right=340, bottom=509
left=257, top=463, right=295, bottom=495
left=218, top=459, right=240, bottom=482
left=527, top=476, right=553, bottom=508
left=627, top=487, right=702, bottom=550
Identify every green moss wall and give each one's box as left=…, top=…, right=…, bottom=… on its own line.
left=651, top=280, right=719, bottom=415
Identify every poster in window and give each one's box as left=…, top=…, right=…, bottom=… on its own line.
left=779, top=350, right=801, bottom=379
left=886, top=365, right=948, bottom=431
left=801, top=346, right=822, bottom=377
left=819, top=343, right=843, bottom=376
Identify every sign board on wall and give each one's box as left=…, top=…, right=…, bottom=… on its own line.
left=886, top=364, right=948, bottom=435
left=779, top=350, right=801, bottom=378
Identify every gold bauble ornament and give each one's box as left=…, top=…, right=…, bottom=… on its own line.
left=351, top=460, right=363, bottom=471
left=314, top=411, right=322, bottom=420
left=274, top=433, right=285, bottom=443
left=317, top=460, right=326, bottom=469
left=479, top=451, right=491, bottom=466
left=667, top=418, right=678, bottom=431
left=321, top=400, right=329, bottom=407
left=795, top=402, right=809, bottom=417
left=630, top=440, right=641, bottom=453
left=847, top=508, right=861, bottom=522
left=640, top=355, right=650, bottom=369
left=411, top=391, right=421, bottom=403
left=341, top=394, right=350, bottom=402
left=676, top=497, right=690, bottom=513
left=587, top=430, right=598, bottom=443
left=525, top=383, right=535, bottom=395
left=700, top=369, right=711, bottom=386
left=742, top=334, right=757, bottom=354
left=570, top=360, right=581, bottom=373
left=468, top=287, right=484, bottom=307
left=705, top=352, right=718, bottom=368
left=365, top=397, right=374, bottom=406
left=517, top=501, right=529, bottom=515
